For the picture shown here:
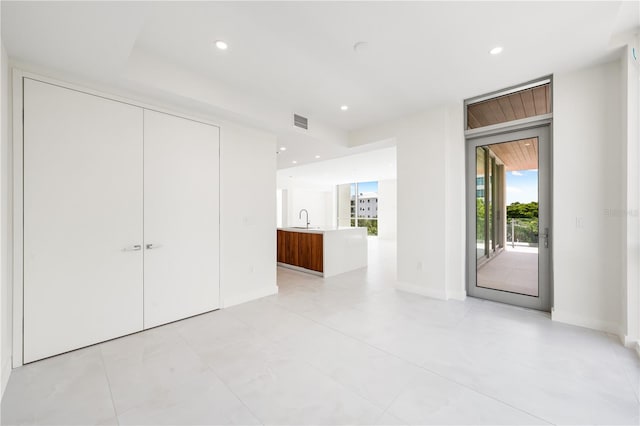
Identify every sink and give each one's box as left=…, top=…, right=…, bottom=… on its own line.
left=290, top=226, right=320, bottom=230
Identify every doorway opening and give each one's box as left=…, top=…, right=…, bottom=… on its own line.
left=475, top=138, right=539, bottom=297
left=465, top=78, right=552, bottom=311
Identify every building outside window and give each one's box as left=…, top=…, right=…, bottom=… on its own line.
left=338, top=181, right=378, bottom=236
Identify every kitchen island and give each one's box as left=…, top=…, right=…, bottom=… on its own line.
left=277, top=227, right=368, bottom=277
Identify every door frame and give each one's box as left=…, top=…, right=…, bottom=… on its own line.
left=465, top=121, right=553, bottom=311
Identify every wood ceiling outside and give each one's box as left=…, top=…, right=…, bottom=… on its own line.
left=467, top=84, right=551, bottom=129
left=489, top=138, right=538, bottom=171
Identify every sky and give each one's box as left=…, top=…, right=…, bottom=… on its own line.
left=506, top=169, right=538, bottom=204
left=351, top=181, right=378, bottom=196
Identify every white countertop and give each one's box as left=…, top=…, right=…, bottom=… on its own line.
left=277, top=227, right=366, bottom=234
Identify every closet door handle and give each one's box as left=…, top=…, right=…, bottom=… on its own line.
left=123, top=245, right=142, bottom=251
left=145, top=244, right=160, bottom=250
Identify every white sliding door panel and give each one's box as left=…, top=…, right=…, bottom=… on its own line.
left=143, top=110, right=220, bottom=328
left=23, top=79, right=144, bottom=363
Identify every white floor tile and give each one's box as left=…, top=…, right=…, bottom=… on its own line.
left=229, top=358, right=383, bottom=425
left=375, top=411, right=408, bottom=425
left=224, top=297, right=317, bottom=343
left=2, top=238, right=638, bottom=425
left=277, top=321, right=423, bottom=407
left=172, top=309, right=262, bottom=355
left=609, top=336, right=640, bottom=402
left=116, top=378, right=260, bottom=425
left=1, top=347, right=116, bottom=425
left=198, top=333, right=293, bottom=389
left=102, top=335, right=209, bottom=415
left=387, top=370, right=548, bottom=425
left=421, top=344, right=639, bottom=425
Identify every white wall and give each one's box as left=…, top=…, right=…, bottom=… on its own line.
left=219, top=121, right=278, bottom=307
left=444, top=104, right=466, bottom=300
left=552, top=60, right=624, bottom=334
left=622, top=38, right=640, bottom=348
left=350, top=59, right=632, bottom=337
left=277, top=176, right=335, bottom=229
left=378, top=179, right=397, bottom=240
left=395, top=106, right=466, bottom=300
left=636, top=36, right=640, bottom=356
left=288, top=188, right=334, bottom=228
left=276, top=189, right=283, bottom=228
left=351, top=105, right=466, bottom=300
left=337, top=184, right=351, bottom=227
left=1, top=38, right=11, bottom=397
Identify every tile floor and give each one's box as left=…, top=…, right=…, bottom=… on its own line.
left=1, top=239, right=639, bottom=425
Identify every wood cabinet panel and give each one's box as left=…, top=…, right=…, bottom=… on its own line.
left=284, top=231, right=300, bottom=266
left=310, top=233, right=324, bottom=272
left=277, top=230, right=286, bottom=263
left=277, top=230, right=323, bottom=273
left=298, top=233, right=323, bottom=272
left=298, top=233, right=311, bottom=270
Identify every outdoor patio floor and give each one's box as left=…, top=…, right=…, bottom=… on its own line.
left=477, top=246, right=539, bottom=296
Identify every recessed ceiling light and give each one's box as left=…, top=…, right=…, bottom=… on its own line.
left=524, top=143, right=531, bottom=146
left=341, top=105, right=349, bottom=111
left=315, top=155, right=321, bottom=159
left=279, top=146, right=287, bottom=151
left=292, top=160, right=297, bottom=164
left=489, top=46, right=503, bottom=55
left=215, top=40, right=229, bottom=50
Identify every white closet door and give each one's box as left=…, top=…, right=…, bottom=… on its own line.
left=143, top=110, right=220, bottom=328
left=23, top=79, right=144, bottom=363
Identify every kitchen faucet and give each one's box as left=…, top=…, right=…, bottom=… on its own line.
left=299, top=209, right=310, bottom=229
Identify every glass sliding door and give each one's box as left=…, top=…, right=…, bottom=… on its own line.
left=476, top=147, right=486, bottom=260
left=476, top=147, right=499, bottom=264
left=488, top=155, right=495, bottom=255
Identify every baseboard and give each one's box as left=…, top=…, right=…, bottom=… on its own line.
left=447, top=290, right=467, bottom=301
left=1, top=357, right=11, bottom=399
left=222, top=285, right=278, bottom=308
left=395, top=281, right=448, bottom=300
left=622, top=334, right=638, bottom=348
left=551, top=308, right=622, bottom=335
left=276, top=262, right=323, bottom=277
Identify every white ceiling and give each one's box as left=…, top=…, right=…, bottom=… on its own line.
left=277, top=146, right=397, bottom=189
left=2, top=1, right=638, bottom=170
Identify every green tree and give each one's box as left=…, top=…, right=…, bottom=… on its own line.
left=507, top=201, right=538, bottom=219
left=359, top=219, right=378, bottom=236
left=506, top=201, right=539, bottom=243
left=476, top=198, right=485, bottom=240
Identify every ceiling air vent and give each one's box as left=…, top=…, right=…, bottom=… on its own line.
left=294, top=114, right=308, bottom=130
